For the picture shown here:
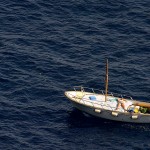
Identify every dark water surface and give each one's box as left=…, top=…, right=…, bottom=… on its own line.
left=0, top=0, right=150, bottom=149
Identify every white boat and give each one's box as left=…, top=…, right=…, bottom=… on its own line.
left=65, top=60, right=150, bottom=123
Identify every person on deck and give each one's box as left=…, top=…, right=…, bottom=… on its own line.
left=115, top=98, right=127, bottom=111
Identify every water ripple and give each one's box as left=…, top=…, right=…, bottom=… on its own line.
left=0, top=0, right=150, bottom=149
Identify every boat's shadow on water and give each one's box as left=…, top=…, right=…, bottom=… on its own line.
left=67, top=109, right=150, bottom=132
left=67, top=109, right=113, bottom=128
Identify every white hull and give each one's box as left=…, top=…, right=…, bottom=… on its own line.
left=65, top=88, right=150, bottom=123
left=71, top=100, right=150, bottom=123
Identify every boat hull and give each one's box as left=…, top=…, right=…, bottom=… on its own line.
left=70, top=99, right=150, bottom=123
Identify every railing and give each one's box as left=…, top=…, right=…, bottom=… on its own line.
left=74, top=94, right=116, bottom=111
left=67, top=86, right=127, bottom=111
left=73, top=86, right=133, bottom=101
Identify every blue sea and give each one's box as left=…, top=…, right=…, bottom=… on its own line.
left=0, top=0, right=150, bottom=149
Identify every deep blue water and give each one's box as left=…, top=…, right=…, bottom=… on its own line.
left=0, top=0, right=150, bottom=149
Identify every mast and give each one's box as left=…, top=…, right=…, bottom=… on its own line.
left=105, top=59, right=108, bottom=102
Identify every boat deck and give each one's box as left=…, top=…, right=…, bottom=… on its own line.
left=66, top=91, right=133, bottom=112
